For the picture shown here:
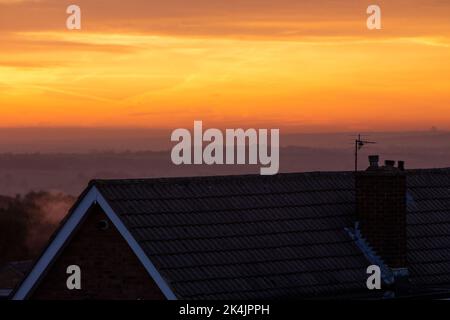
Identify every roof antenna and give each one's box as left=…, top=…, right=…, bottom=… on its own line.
left=354, top=134, right=376, bottom=172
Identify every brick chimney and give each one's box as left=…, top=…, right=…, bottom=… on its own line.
left=355, top=155, right=407, bottom=268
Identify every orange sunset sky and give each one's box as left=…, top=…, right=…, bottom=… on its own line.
left=0, top=0, right=449, bottom=131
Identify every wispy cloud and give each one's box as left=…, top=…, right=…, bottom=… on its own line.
left=0, top=0, right=449, bottom=130
left=0, top=0, right=449, bottom=38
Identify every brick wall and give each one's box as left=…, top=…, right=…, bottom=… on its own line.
left=356, top=168, right=407, bottom=268
left=30, top=205, right=166, bottom=300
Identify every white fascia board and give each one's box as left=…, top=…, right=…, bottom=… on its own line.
left=93, top=187, right=177, bottom=300
left=12, top=186, right=177, bottom=300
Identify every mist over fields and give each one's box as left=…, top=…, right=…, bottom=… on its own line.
left=0, top=128, right=449, bottom=197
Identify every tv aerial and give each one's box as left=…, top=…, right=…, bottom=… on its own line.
left=354, top=134, right=376, bottom=172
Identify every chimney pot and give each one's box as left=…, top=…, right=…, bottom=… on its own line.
left=385, top=160, right=395, bottom=167
left=398, top=161, right=405, bottom=171
left=368, top=155, right=379, bottom=168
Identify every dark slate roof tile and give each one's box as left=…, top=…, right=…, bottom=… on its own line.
left=409, top=211, right=450, bottom=225
left=92, top=168, right=450, bottom=299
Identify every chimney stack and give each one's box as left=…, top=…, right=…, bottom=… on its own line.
left=385, top=160, right=395, bottom=167
left=355, top=156, right=407, bottom=268
left=368, top=155, right=379, bottom=168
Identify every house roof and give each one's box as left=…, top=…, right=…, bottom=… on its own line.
left=13, top=169, right=450, bottom=299
left=407, top=169, right=450, bottom=291
left=94, top=172, right=369, bottom=299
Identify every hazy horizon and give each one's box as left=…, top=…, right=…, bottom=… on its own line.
left=0, top=127, right=446, bottom=153
left=0, top=129, right=450, bottom=196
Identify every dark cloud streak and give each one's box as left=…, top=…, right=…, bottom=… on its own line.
left=0, top=0, right=449, bottom=38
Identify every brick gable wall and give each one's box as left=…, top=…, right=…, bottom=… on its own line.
left=30, top=205, right=166, bottom=300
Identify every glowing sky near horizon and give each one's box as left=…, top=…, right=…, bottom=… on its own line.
left=0, top=0, right=449, bottom=131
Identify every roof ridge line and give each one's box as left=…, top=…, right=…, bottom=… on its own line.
left=90, top=171, right=355, bottom=186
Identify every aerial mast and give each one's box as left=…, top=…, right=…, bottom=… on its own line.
left=354, top=134, right=376, bottom=172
